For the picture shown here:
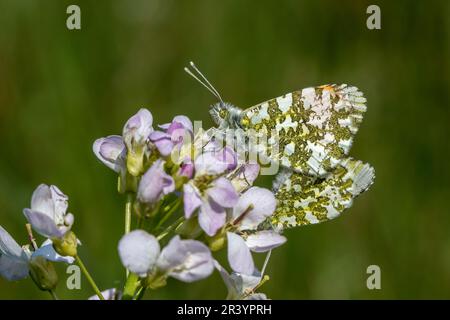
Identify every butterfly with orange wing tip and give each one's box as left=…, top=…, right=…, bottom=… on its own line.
left=185, top=62, right=375, bottom=230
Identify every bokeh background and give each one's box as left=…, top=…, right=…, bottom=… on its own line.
left=0, top=0, right=449, bottom=299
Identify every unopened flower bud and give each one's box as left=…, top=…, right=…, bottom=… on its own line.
left=126, top=147, right=146, bottom=177
left=53, top=231, right=78, bottom=257
left=29, top=256, right=58, bottom=291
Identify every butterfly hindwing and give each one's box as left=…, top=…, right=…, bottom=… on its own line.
left=239, top=84, right=367, bottom=177
left=270, top=158, right=375, bottom=230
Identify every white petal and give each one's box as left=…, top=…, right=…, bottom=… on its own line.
left=118, top=230, right=160, bottom=277
left=0, top=255, right=29, bottom=281
left=157, top=236, right=214, bottom=282
left=183, top=183, right=202, bottom=218
left=49, top=185, right=69, bottom=224
left=198, top=200, right=226, bottom=237
left=30, top=184, right=55, bottom=221
left=0, top=225, right=24, bottom=258
left=232, top=187, right=276, bottom=231
left=245, top=231, right=287, bottom=253
left=92, top=135, right=126, bottom=173
left=227, top=232, right=254, bottom=275
left=32, top=239, right=75, bottom=264
left=23, top=209, right=63, bottom=239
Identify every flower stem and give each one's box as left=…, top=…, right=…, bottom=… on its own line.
left=125, top=193, right=133, bottom=234
left=122, top=273, right=141, bottom=300
left=261, top=250, right=272, bottom=277
left=156, top=216, right=185, bottom=241
left=49, top=289, right=58, bottom=300
left=25, top=223, right=38, bottom=250
left=135, top=286, right=147, bottom=300
left=75, top=255, right=104, bottom=300
left=155, top=198, right=181, bottom=231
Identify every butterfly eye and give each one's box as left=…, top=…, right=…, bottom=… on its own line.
left=219, top=109, right=228, bottom=119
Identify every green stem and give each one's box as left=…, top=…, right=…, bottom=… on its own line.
left=75, top=255, right=104, bottom=300
left=49, top=289, right=58, bottom=300
left=125, top=193, right=133, bottom=234
left=155, top=198, right=181, bottom=230
left=124, top=193, right=134, bottom=277
left=122, top=273, right=141, bottom=300
left=156, top=216, right=185, bottom=241
left=135, top=287, right=147, bottom=300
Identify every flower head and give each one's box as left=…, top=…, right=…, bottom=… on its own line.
left=182, top=147, right=239, bottom=236
left=123, top=109, right=154, bottom=176
left=184, top=177, right=238, bottom=236
left=156, top=235, right=214, bottom=282
left=0, top=226, right=73, bottom=282
left=149, top=115, right=193, bottom=157
left=226, top=187, right=286, bottom=275
left=117, top=231, right=214, bottom=283
left=23, top=184, right=74, bottom=239
left=93, top=108, right=154, bottom=179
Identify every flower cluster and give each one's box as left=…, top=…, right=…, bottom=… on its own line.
left=93, top=108, right=287, bottom=299
left=1, top=108, right=287, bottom=300
left=1, top=185, right=76, bottom=292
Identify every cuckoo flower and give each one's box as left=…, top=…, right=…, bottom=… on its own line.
left=183, top=147, right=239, bottom=236
left=118, top=231, right=214, bottom=283
left=155, top=235, right=214, bottom=282
left=23, top=184, right=74, bottom=239
left=227, top=187, right=286, bottom=275
left=137, top=159, right=175, bottom=207
left=0, top=226, right=73, bottom=281
left=215, top=261, right=267, bottom=300
left=94, top=109, right=153, bottom=177
left=123, top=108, right=154, bottom=176
left=149, top=115, right=193, bottom=157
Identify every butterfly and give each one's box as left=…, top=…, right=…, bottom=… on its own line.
left=185, top=62, right=375, bottom=230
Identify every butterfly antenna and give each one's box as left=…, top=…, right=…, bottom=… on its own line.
left=184, top=61, right=224, bottom=103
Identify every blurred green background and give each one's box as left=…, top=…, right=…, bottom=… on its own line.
left=0, top=0, right=449, bottom=299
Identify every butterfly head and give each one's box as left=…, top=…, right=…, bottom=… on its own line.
left=183, top=61, right=243, bottom=128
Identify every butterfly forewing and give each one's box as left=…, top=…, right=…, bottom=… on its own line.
left=270, top=158, right=375, bottom=230
left=239, top=84, right=367, bottom=177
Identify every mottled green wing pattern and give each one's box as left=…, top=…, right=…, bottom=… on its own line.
left=270, top=158, right=375, bottom=230
left=240, top=84, right=367, bottom=177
